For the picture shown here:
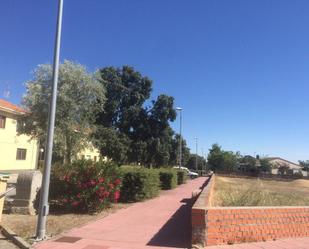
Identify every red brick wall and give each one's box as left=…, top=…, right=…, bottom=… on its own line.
left=191, top=175, right=214, bottom=246
left=191, top=175, right=309, bottom=247
left=206, top=207, right=309, bottom=246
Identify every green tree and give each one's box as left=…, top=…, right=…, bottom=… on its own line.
left=94, top=66, right=179, bottom=167
left=299, top=160, right=309, bottom=173
left=238, top=155, right=259, bottom=173
left=207, top=143, right=238, bottom=172
left=96, top=66, right=152, bottom=129
left=259, top=158, right=272, bottom=173
left=143, top=95, right=176, bottom=167
left=92, top=127, right=130, bottom=165
left=207, top=144, right=224, bottom=171
left=186, top=154, right=206, bottom=171
left=19, top=61, right=105, bottom=163
left=169, top=134, right=190, bottom=166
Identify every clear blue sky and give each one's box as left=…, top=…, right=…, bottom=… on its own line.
left=1, top=0, right=309, bottom=162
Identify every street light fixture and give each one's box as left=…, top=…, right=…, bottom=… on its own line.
left=176, top=107, right=182, bottom=169
left=36, top=0, right=64, bottom=240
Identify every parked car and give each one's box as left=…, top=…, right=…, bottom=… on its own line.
left=173, top=166, right=199, bottom=178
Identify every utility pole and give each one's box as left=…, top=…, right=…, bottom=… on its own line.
left=176, top=107, right=182, bottom=169
left=201, top=147, right=205, bottom=173
left=36, top=0, right=63, bottom=240
left=195, top=137, right=198, bottom=171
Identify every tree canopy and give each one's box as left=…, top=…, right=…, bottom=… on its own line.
left=93, top=66, right=189, bottom=167
left=20, top=60, right=105, bottom=163
left=20, top=63, right=191, bottom=167
left=207, top=143, right=239, bottom=172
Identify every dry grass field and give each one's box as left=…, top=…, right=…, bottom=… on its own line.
left=213, top=176, right=309, bottom=207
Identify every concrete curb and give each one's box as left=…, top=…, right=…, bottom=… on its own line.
left=0, top=224, right=31, bottom=249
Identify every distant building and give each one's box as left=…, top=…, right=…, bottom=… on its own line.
left=267, top=157, right=306, bottom=176
left=0, top=99, right=39, bottom=172
left=237, top=155, right=307, bottom=177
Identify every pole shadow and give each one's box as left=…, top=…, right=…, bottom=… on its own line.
left=146, top=198, right=193, bottom=248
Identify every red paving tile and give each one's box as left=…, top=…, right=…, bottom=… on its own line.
left=82, top=246, right=109, bottom=249
left=34, top=177, right=206, bottom=249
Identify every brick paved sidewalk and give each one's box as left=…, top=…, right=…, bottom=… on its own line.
left=34, top=177, right=206, bottom=249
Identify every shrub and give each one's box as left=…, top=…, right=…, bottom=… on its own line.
left=50, top=160, right=121, bottom=213
left=177, top=170, right=187, bottom=185
left=159, top=169, right=177, bottom=190
left=120, top=167, right=160, bottom=202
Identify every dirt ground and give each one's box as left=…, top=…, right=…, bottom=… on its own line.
left=213, top=176, right=309, bottom=207
left=1, top=203, right=131, bottom=243
left=0, top=229, right=18, bottom=249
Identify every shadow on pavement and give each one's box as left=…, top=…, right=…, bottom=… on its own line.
left=146, top=198, right=193, bottom=248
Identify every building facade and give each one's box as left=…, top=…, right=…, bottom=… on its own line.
left=77, top=142, right=102, bottom=162
left=268, top=157, right=307, bottom=176
left=0, top=99, right=39, bottom=172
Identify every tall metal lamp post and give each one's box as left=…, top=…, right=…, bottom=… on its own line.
left=176, top=107, right=182, bottom=169
left=36, top=0, right=64, bottom=240
left=194, top=137, right=198, bottom=171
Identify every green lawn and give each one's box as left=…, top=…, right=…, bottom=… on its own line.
left=213, top=176, right=309, bottom=206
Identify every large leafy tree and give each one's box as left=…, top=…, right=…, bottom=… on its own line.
left=94, top=66, right=184, bottom=167
left=141, top=94, right=177, bottom=167
left=186, top=154, right=207, bottom=171
left=207, top=143, right=239, bottom=172
left=94, top=66, right=151, bottom=164
left=259, top=158, right=272, bottom=173
left=169, top=134, right=190, bottom=166
left=97, top=66, right=152, bottom=129
left=19, top=60, right=105, bottom=163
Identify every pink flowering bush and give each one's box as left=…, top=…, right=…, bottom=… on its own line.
left=50, top=160, right=121, bottom=213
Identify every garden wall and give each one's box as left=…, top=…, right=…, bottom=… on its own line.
left=191, top=174, right=309, bottom=247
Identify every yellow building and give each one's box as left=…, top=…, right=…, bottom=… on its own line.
left=77, top=142, right=102, bottom=162
left=0, top=99, right=39, bottom=172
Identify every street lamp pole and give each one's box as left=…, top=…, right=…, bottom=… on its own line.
left=36, top=0, right=64, bottom=240
left=176, top=107, right=182, bottom=169
left=195, top=137, right=198, bottom=171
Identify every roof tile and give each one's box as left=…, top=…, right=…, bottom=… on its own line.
left=0, top=99, right=27, bottom=114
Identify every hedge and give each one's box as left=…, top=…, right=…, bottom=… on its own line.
left=50, top=160, right=121, bottom=213
left=177, top=170, right=187, bottom=185
left=159, top=169, right=177, bottom=190
left=119, top=167, right=160, bottom=202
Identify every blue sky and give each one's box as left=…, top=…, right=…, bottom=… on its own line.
left=1, top=0, right=309, bottom=162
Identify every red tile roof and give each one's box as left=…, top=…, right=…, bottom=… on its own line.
left=0, top=99, right=27, bottom=114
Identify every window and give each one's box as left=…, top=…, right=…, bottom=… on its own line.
left=16, top=120, right=25, bottom=132
left=16, top=148, right=27, bottom=160
left=0, top=115, right=6, bottom=129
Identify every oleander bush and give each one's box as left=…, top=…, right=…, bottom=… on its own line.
left=177, top=170, right=187, bottom=185
left=50, top=160, right=121, bottom=213
left=159, top=169, right=177, bottom=190
left=119, top=167, right=160, bottom=202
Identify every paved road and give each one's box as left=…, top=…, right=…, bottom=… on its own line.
left=34, top=177, right=206, bottom=249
